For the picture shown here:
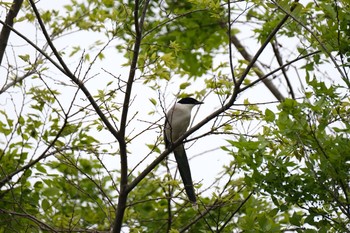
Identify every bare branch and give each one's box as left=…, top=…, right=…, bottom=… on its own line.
left=227, top=0, right=236, bottom=85
left=239, top=50, right=320, bottom=93
left=0, top=70, right=34, bottom=94
left=230, top=0, right=301, bottom=102
left=217, top=191, right=254, bottom=232
left=0, top=0, right=23, bottom=65
left=271, top=39, right=295, bottom=99
left=230, top=34, right=285, bottom=102
left=113, top=0, right=152, bottom=232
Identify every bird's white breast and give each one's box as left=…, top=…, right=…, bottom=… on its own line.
left=165, top=103, right=195, bottom=143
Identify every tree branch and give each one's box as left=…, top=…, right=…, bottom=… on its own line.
left=229, top=0, right=300, bottom=102
left=27, top=0, right=121, bottom=144
left=0, top=19, right=67, bottom=74
left=230, top=34, right=285, bottom=101
left=227, top=0, right=236, bottom=85
left=0, top=208, right=57, bottom=232
left=271, top=39, right=295, bottom=99
left=113, top=0, right=151, bottom=232
left=218, top=191, right=254, bottom=232
left=0, top=0, right=23, bottom=65
left=239, top=50, right=320, bottom=93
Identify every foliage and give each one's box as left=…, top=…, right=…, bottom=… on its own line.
left=0, top=0, right=349, bottom=232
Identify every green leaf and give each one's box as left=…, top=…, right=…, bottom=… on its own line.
left=36, top=163, right=47, bottom=173
left=179, top=82, right=191, bottom=89
left=268, top=208, right=279, bottom=217
left=34, top=181, right=43, bottom=190
left=41, top=199, right=50, bottom=210
left=102, top=0, right=114, bottom=7
left=18, top=54, right=30, bottom=62
left=43, top=187, right=60, bottom=197
left=264, top=108, right=275, bottom=122
left=290, top=212, right=302, bottom=226
left=149, top=98, right=157, bottom=106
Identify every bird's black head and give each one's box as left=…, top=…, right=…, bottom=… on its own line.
left=178, top=97, right=204, bottom=105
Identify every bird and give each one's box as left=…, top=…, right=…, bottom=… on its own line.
left=164, top=97, right=203, bottom=204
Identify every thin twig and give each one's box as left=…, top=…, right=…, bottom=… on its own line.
left=218, top=191, right=254, bottom=232
left=227, top=0, right=236, bottom=85
left=230, top=34, right=285, bottom=101
left=271, top=39, right=295, bottom=99
left=239, top=50, right=320, bottom=93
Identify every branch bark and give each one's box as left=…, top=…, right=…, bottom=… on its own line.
left=230, top=34, right=285, bottom=102
left=271, top=39, right=295, bottom=99
left=229, top=1, right=301, bottom=102
left=0, top=0, right=23, bottom=65
left=113, top=0, right=151, bottom=232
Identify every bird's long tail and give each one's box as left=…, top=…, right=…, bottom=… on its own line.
left=173, top=144, right=196, bottom=204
